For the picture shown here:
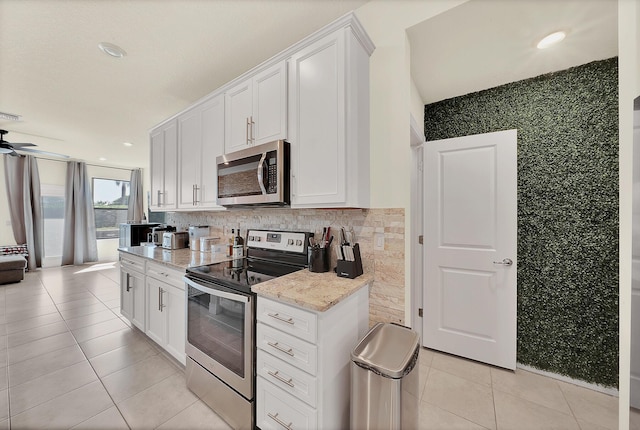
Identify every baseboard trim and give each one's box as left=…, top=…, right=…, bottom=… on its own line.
left=517, top=363, right=618, bottom=397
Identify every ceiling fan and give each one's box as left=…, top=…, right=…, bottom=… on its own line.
left=0, top=129, right=69, bottom=158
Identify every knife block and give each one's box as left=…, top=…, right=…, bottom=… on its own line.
left=336, top=243, right=363, bottom=279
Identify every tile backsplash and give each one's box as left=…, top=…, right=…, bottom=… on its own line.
left=166, top=208, right=405, bottom=325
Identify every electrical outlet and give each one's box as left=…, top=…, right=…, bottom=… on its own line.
left=374, top=232, right=385, bottom=251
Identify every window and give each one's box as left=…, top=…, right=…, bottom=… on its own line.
left=93, top=178, right=130, bottom=240
left=41, top=184, right=65, bottom=266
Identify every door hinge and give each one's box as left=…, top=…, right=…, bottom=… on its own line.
left=418, top=235, right=423, bottom=245
left=418, top=308, right=423, bottom=318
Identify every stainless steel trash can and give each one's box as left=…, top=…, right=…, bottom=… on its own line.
left=350, top=322, right=420, bottom=430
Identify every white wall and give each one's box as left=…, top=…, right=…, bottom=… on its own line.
left=0, top=161, right=13, bottom=246
left=410, top=78, right=425, bottom=134
left=355, top=0, right=468, bottom=325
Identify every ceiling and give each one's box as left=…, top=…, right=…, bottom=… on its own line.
left=0, top=0, right=367, bottom=168
left=408, top=0, right=618, bottom=104
left=0, top=0, right=619, bottom=169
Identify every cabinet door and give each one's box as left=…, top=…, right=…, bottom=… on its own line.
left=163, top=122, right=178, bottom=208
left=289, top=31, right=346, bottom=206
left=253, top=62, right=287, bottom=145
left=200, top=95, right=226, bottom=209
left=129, top=269, right=146, bottom=331
left=225, top=80, right=253, bottom=153
left=150, top=121, right=178, bottom=210
left=120, top=268, right=134, bottom=321
left=164, top=284, right=186, bottom=365
left=149, top=128, right=165, bottom=210
left=146, top=278, right=165, bottom=345
left=178, top=107, right=202, bottom=208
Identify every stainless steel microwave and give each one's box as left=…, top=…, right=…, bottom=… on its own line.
left=216, top=140, right=290, bottom=206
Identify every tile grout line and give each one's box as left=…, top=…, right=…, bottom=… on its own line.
left=36, top=269, right=132, bottom=429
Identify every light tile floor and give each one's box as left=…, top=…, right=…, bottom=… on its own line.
left=0, top=263, right=627, bottom=429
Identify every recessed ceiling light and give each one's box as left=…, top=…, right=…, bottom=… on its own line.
left=99, top=157, right=107, bottom=161
left=98, top=42, right=126, bottom=58
left=536, top=31, right=567, bottom=49
left=122, top=142, right=133, bottom=147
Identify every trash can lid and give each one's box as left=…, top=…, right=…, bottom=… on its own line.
left=351, top=322, right=420, bottom=378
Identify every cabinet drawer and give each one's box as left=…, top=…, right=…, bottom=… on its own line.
left=257, top=351, right=317, bottom=408
left=120, top=254, right=146, bottom=273
left=257, top=297, right=317, bottom=343
left=146, top=262, right=184, bottom=289
left=257, top=323, right=317, bottom=375
left=257, top=377, right=317, bottom=430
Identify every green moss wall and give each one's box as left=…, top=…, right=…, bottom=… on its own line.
left=424, top=58, right=619, bottom=387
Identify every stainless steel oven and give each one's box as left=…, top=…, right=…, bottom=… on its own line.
left=184, top=229, right=312, bottom=430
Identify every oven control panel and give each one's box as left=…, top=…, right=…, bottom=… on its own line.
left=246, top=229, right=308, bottom=254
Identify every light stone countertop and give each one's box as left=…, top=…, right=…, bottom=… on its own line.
left=251, top=269, right=373, bottom=313
left=118, top=246, right=232, bottom=271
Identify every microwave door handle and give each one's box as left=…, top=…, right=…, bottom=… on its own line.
left=257, top=152, right=267, bottom=195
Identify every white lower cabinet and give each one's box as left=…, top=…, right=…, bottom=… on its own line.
left=145, top=262, right=186, bottom=365
left=119, top=253, right=186, bottom=366
left=119, top=254, right=146, bottom=331
left=256, top=287, right=369, bottom=429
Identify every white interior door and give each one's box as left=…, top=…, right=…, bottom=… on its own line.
left=423, top=129, right=517, bottom=369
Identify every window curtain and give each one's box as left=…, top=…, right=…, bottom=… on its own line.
left=62, top=161, right=97, bottom=265
left=3, top=155, right=43, bottom=270
left=127, top=168, right=143, bottom=222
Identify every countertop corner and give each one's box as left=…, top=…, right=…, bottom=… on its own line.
left=251, top=269, right=373, bottom=312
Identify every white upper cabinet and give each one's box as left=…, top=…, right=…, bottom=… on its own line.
left=288, top=20, right=373, bottom=208
left=150, top=120, right=177, bottom=210
left=177, top=94, right=225, bottom=210
left=225, top=61, right=287, bottom=154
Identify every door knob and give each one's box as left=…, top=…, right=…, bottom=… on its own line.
left=493, top=258, right=513, bottom=266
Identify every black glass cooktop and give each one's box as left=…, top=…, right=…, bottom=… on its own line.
left=186, top=257, right=304, bottom=295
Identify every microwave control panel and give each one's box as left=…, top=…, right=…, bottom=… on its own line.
left=266, top=155, right=277, bottom=194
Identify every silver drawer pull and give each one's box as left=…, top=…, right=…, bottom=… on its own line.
left=267, top=370, right=294, bottom=387
left=267, top=412, right=293, bottom=430
left=267, top=341, right=294, bottom=357
left=268, top=312, right=294, bottom=325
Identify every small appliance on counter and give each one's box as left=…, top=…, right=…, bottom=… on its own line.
left=148, top=225, right=176, bottom=246
left=162, top=231, right=189, bottom=250
left=189, top=225, right=210, bottom=251
left=119, top=223, right=159, bottom=248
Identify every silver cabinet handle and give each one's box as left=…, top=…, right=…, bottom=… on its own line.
left=493, top=258, right=513, bottom=266
left=267, top=412, right=293, bottom=430
left=267, top=370, right=294, bottom=387
left=250, top=115, right=255, bottom=143
left=158, top=287, right=165, bottom=312
left=246, top=117, right=251, bottom=145
left=267, top=341, right=294, bottom=357
left=126, top=273, right=131, bottom=292
left=157, top=190, right=163, bottom=206
left=194, top=184, right=199, bottom=205
left=267, top=312, right=294, bottom=325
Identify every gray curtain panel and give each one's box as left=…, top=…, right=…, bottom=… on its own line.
left=127, top=168, right=144, bottom=222
left=62, top=161, right=98, bottom=265
left=3, top=155, right=43, bottom=270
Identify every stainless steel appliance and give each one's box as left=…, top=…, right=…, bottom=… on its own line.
left=148, top=225, right=176, bottom=245
left=184, top=229, right=312, bottom=430
left=216, top=140, right=290, bottom=206
left=118, top=223, right=159, bottom=247
left=162, top=231, right=189, bottom=250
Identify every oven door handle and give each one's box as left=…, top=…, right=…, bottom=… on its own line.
left=183, top=277, right=250, bottom=303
